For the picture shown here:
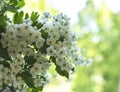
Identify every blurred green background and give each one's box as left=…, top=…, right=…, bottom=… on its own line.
left=24, top=0, right=120, bottom=92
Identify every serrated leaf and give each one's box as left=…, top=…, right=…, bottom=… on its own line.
left=7, top=0, right=25, bottom=12
left=0, top=16, right=6, bottom=30
left=17, top=0, right=25, bottom=8
left=24, top=56, right=36, bottom=68
left=41, top=29, right=48, bottom=39
left=9, top=0, right=18, bottom=6
left=50, top=56, right=56, bottom=63
left=0, top=43, right=11, bottom=60
left=56, top=65, right=69, bottom=78
left=25, top=13, right=29, bottom=19
left=39, top=43, right=49, bottom=54
left=13, top=12, right=18, bottom=23
left=0, top=59, right=10, bottom=68
left=20, top=71, right=34, bottom=88
left=30, top=11, right=39, bottom=22
left=32, top=86, right=43, bottom=92
left=6, top=5, right=19, bottom=12
left=0, top=26, right=4, bottom=34
left=13, top=11, right=24, bottom=24
left=36, top=22, right=43, bottom=29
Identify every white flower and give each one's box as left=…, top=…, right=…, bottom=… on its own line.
left=57, top=13, right=70, bottom=22
left=57, top=47, right=67, bottom=58
left=76, top=56, right=86, bottom=66
left=10, top=62, right=22, bottom=74
left=30, top=63, right=43, bottom=77
left=86, top=58, right=93, bottom=66
left=46, top=46, right=56, bottom=56
left=57, top=60, right=73, bottom=72
left=3, top=69, right=13, bottom=80
left=50, top=32, right=60, bottom=41
left=16, top=88, right=26, bottom=92
left=53, top=15, right=62, bottom=24
left=27, top=30, right=34, bottom=39
left=55, top=41, right=64, bottom=50
left=18, top=41, right=27, bottom=51
left=41, top=23, right=51, bottom=33
left=32, top=31, right=41, bottom=40
left=46, top=37, right=56, bottom=46
left=35, top=37, right=45, bottom=48
left=42, top=12, right=51, bottom=19
left=23, top=48, right=34, bottom=56
left=13, top=76, right=24, bottom=89
left=69, top=32, right=78, bottom=42
left=15, top=54, right=24, bottom=65
left=34, top=52, right=43, bottom=61
left=34, top=77, right=44, bottom=87
left=81, top=48, right=86, bottom=54
left=23, top=18, right=33, bottom=25
left=3, top=78, right=13, bottom=86
left=38, top=12, right=51, bottom=24
left=40, top=61, right=50, bottom=71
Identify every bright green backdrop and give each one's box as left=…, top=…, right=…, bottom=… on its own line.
left=72, top=0, right=120, bottom=92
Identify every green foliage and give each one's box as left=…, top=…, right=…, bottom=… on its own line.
left=20, top=70, right=44, bottom=91
left=0, top=43, right=11, bottom=60
left=5, top=0, right=25, bottom=13
left=50, top=56, right=70, bottom=78
left=30, top=11, right=43, bottom=29
left=9, top=0, right=25, bottom=8
left=30, top=11, right=39, bottom=22
left=25, top=13, right=29, bottom=19
left=31, top=86, right=43, bottom=92
left=19, top=71, right=34, bottom=88
left=39, top=43, right=49, bottom=54
left=0, top=16, right=6, bottom=31
left=72, top=0, right=120, bottom=92
left=56, top=65, right=69, bottom=78
left=0, top=59, right=10, bottom=68
left=24, top=56, right=36, bottom=69
left=13, top=11, right=24, bottom=24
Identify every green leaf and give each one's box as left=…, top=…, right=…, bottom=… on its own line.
left=17, top=0, right=25, bottom=8
left=25, top=13, right=29, bottom=19
left=17, top=0, right=25, bottom=7
left=32, top=86, right=43, bottom=92
left=6, top=5, right=19, bottom=12
left=0, top=26, right=4, bottom=35
left=56, top=65, right=69, bottom=78
left=41, top=29, right=48, bottom=39
left=0, top=43, right=11, bottom=60
left=9, top=0, right=18, bottom=6
left=13, top=11, right=24, bottom=24
left=24, top=56, right=36, bottom=68
left=20, top=71, right=34, bottom=88
left=39, top=43, right=49, bottom=54
left=0, top=59, right=10, bottom=68
left=50, top=56, right=56, bottom=63
left=20, top=71, right=44, bottom=91
left=30, top=11, right=39, bottom=22
left=7, top=0, right=25, bottom=12
left=36, top=22, right=43, bottom=29
left=0, top=16, right=6, bottom=30
left=59, top=36, right=65, bottom=42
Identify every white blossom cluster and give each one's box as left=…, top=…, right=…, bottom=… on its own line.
left=0, top=12, right=92, bottom=91
left=0, top=56, right=26, bottom=92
